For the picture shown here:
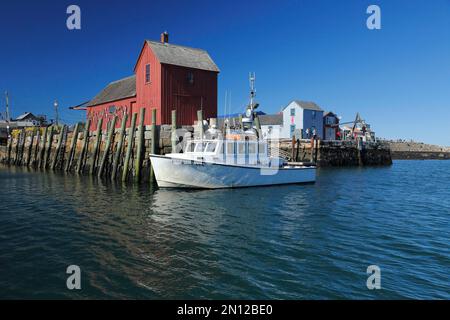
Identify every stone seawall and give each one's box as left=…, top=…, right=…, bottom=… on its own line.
left=278, top=140, right=392, bottom=167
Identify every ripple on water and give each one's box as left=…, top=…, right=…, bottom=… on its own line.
left=0, top=161, right=449, bottom=299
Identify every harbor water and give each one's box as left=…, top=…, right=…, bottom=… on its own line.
left=0, top=160, right=449, bottom=299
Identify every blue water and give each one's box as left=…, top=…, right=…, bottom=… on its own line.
left=0, top=160, right=449, bottom=299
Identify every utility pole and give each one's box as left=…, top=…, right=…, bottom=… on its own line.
left=54, top=100, right=59, bottom=126
left=5, top=91, right=10, bottom=138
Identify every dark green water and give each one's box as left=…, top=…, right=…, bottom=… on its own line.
left=0, top=160, right=449, bottom=299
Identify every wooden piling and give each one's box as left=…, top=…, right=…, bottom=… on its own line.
left=315, top=139, right=319, bottom=163
left=65, top=123, right=80, bottom=172
left=134, top=108, right=146, bottom=182
left=18, top=129, right=26, bottom=165
left=25, top=128, right=35, bottom=167
left=76, top=120, right=91, bottom=174
left=38, top=126, right=48, bottom=169
left=89, top=118, right=103, bottom=175
left=13, top=131, right=22, bottom=165
left=43, top=126, right=54, bottom=169
left=122, top=113, right=137, bottom=182
left=197, top=110, right=204, bottom=138
left=171, top=110, right=177, bottom=152
left=98, top=116, right=117, bottom=178
left=32, top=129, right=41, bottom=166
left=111, top=114, right=128, bottom=181
left=6, top=134, right=12, bottom=164
left=291, top=135, right=296, bottom=162
left=149, top=109, right=157, bottom=182
left=51, top=125, right=66, bottom=170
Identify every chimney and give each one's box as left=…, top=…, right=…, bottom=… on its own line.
left=161, top=31, right=169, bottom=44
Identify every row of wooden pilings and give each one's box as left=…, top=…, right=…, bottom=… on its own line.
left=1, top=108, right=176, bottom=183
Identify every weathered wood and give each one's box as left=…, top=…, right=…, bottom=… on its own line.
left=76, top=120, right=91, bottom=174
left=111, top=114, right=128, bottom=181
left=89, top=118, right=103, bottom=175
left=315, top=138, right=319, bottom=163
left=43, top=126, right=54, bottom=169
left=16, top=129, right=26, bottom=165
left=134, top=108, right=146, bottom=182
left=65, top=123, right=80, bottom=172
left=13, top=131, right=22, bottom=165
left=51, top=125, right=66, bottom=170
left=291, top=135, right=296, bottom=162
left=38, top=126, right=48, bottom=169
left=149, top=109, right=157, bottom=182
left=171, top=109, right=177, bottom=152
left=122, top=113, right=137, bottom=182
left=25, top=129, right=35, bottom=167
left=197, top=110, right=204, bottom=138
left=98, top=116, right=117, bottom=178
left=32, top=129, right=41, bottom=166
left=6, top=134, right=12, bottom=163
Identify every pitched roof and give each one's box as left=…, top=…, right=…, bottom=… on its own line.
left=216, top=113, right=282, bottom=128
left=15, top=112, right=35, bottom=120
left=146, top=40, right=220, bottom=72
left=259, top=114, right=283, bottom=126
left=324, top=111, right=337, bottom=117
left=286, top=100, right=323, bottom=112
left=86, top=75, right=136, bottom=107
left=69, top=101, right=90, bottom=110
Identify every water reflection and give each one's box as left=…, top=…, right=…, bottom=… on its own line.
left=1, top=163, right=449, bottom=299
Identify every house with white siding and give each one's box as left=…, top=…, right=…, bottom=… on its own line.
left=259, top=114, right=283, bottom=139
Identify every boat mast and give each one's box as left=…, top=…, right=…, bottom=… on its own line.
left=249, top=73, right=255, bottom=109
left=242, top=73, right=257, bottom=130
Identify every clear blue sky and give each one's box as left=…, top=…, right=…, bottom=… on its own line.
left=0, top=0, right=449, bottom=145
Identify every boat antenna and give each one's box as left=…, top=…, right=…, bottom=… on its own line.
left=249, top=72, right=256, bottom=110
left=242, top=73, right=257, bottom=130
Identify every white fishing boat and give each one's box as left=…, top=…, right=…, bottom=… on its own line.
left=149, top=74, right=316, bottom=189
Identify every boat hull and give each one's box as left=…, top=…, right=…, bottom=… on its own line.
left=150, top=155, right=316, bottom=189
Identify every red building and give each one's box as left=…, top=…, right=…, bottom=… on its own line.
left=85, top=32, right=219, bottom=131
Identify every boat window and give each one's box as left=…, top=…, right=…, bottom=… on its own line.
left=248, top=143, right=257, bottom=154
left=238, top=142, right=245, bottom=154
left=186, top=142, right=195, bottom=152
left=206, top=142, right=217, bottom=152
left=215, top=142, right=222, bottom=154
left=194, top=143, right=207, bottom=152
left=227, top=142, right=235, bottom=154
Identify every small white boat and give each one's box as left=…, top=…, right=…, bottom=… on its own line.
left=150, top=139, right=316, bottom=189
left=149, top=73, right=316, bottom=189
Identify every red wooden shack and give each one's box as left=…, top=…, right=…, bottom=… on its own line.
left=85, top=32, right=219, bottom=131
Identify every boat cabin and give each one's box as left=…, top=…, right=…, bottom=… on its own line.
left=181, top=139, right=270, bottom=166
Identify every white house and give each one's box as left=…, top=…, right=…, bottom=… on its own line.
left=259, top=114, right=283, bottom=139
left=280, top=100, right=324, bottom=139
